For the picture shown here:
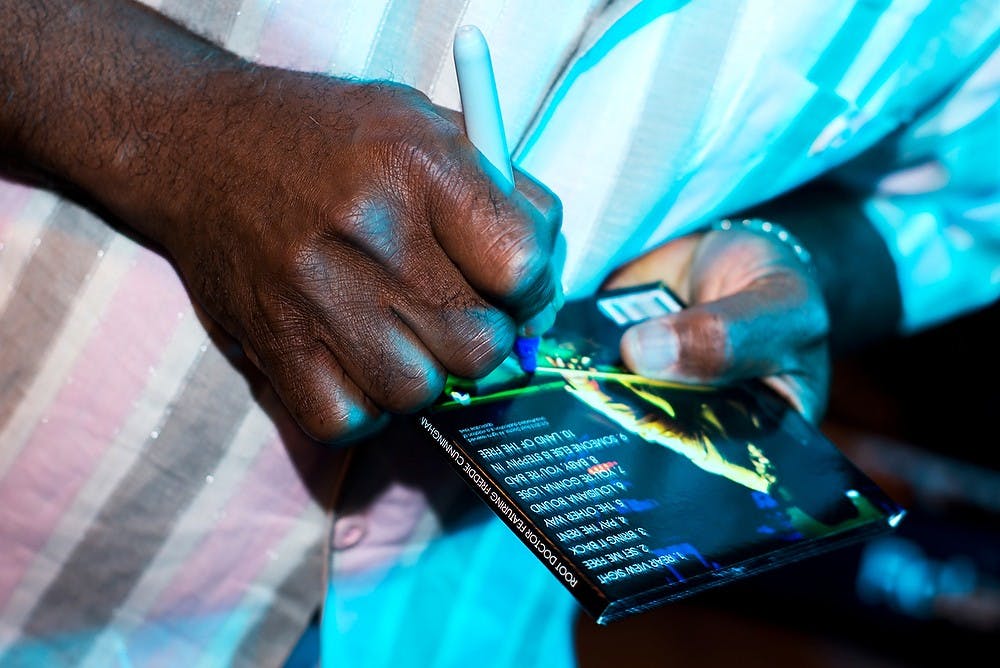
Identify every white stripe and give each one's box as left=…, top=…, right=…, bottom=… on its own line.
left=79, top=405, right=276, bottom=668
left=519, top=14, right=669, bottom=297
left=227, top=0, right=273, bottom=60
left=196, top=505, right=327, bottom=668
left=433, top=2, right=604, bottom=142
left=330, top=1, right=394, bottom=77
left=0, top=309, right=209, bottom=640
left=838, top=0, right=933, bottom=105
left=0, top=234, right=137, bottom=481
left=0, top=190, right=59, bottom=316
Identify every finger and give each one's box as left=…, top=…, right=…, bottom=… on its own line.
left=426, top=107, right=562, bottom=325
left=423, top=139, right=558, bottom=325
left=762, top=361, right=829, bottom=425
left=432, top=108, right=563, bottom=254
left=308, top=271, right=450, bottom=414
left=252, top=233, right=451, bottom=419
left=331, top=316, right=449, bottom=415
left=620, top=292, right=829, bottom=422
left=513, top=168, right=562, bottom=248
left=320, top=195, right=519, bottom=380
left=514, top=167, right=565, bottom=330
left=434, top=105, right=564, bottom=241
left=254, top=336, right=385, bottom=444
left=389, top=244, right=519, bottom=379
left=619, top=274, right=827, bottom=386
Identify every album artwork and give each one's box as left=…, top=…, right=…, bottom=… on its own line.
left=417, top=283, right=906, bottom=624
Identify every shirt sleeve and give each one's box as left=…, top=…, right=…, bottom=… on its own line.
left=827, top=40, right=1000, bottom=333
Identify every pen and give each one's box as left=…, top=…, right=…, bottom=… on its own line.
left=453, top=25, right=515, bottom=190
left=453, top=24, right=547, bottom=373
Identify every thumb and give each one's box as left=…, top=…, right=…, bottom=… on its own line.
left=619, top=279, right=830, bottom=420
left=513, top=168, right=565, bottom=335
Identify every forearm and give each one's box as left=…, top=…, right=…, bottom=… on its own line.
left=0, top=0, right=246, bottom=245
left=738, top=181, right=903, bottom=353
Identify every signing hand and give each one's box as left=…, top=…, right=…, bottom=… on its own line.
left=155, top=72, right=562, bottom=442
left=2, top=2, right=563, bottom=443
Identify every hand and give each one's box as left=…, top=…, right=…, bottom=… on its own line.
left=0, top=0, right=561, bottom=444
left=602, top=227, right=830, bottom=423
left=115, top=69, right=561, bottom=443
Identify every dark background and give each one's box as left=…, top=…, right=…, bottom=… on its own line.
left=574, top=300, right=1000, bottom=667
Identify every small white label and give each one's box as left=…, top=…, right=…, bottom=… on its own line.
left=597, top=287, right=682, bottom=326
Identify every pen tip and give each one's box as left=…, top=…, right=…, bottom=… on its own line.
left=454, top=24, right=487, bottom=56
left=514, top=336, right=540, bottom=374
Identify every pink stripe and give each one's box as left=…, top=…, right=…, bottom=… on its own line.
left=0, top=252, right=190, bottom=609
left=0, top=181, right=37, bottom=241
left=148, top=428, right=316, bottom=620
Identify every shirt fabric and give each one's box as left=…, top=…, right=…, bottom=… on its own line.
left=0, top=1, right=997, bottom=666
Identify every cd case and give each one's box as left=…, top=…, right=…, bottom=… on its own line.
left=417, top=283, right=906, bottom=624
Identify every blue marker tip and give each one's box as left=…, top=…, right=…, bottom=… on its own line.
left=514, top=336, right=540, bottom=373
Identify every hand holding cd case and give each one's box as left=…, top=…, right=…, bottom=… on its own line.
left=417, top=283, right=906, bottom=625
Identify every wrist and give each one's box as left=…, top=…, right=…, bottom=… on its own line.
left=735, top=182, right=903, bottom=352
left=0, top=0, right=247, bottom=248
left=712, top=217, right=818, bottom=278
left=94, top=57, right=253, bottom=251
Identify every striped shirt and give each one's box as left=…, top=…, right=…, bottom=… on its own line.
left=1, top=1, right=997, bottom=666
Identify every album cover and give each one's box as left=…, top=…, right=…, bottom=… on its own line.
left=417, top=283, right=906, bottom=624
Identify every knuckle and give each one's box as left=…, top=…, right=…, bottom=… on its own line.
left=773, top=272, right=830, bottom=344
left=381, top=121, right=462, bottom=186
left=386, top=134, right=434, bottom=174
left=279, top=358, right=361, bottom=444
left=276, top=238, right=331, bottom=293
left=328, top=197, right=405, bottom=267
left=483, top=227, right=549, bottom=302
left=803, top=299, right=831, bottom=342
left=296, top=400, right=358, bottom=444
left=246, top=294, right=308, bottom=362
left=376, top=363, right=446, bottom=413
left=517, top=173, right=563, bottom=229
left=445, top=312, right=516, bottom=378
left=545, top=193, right=564, bottom=229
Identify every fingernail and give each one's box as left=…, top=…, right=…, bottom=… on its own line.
left=623, top=320, right=678, bottom=376
left=519, top=302, right=557, bottom=338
